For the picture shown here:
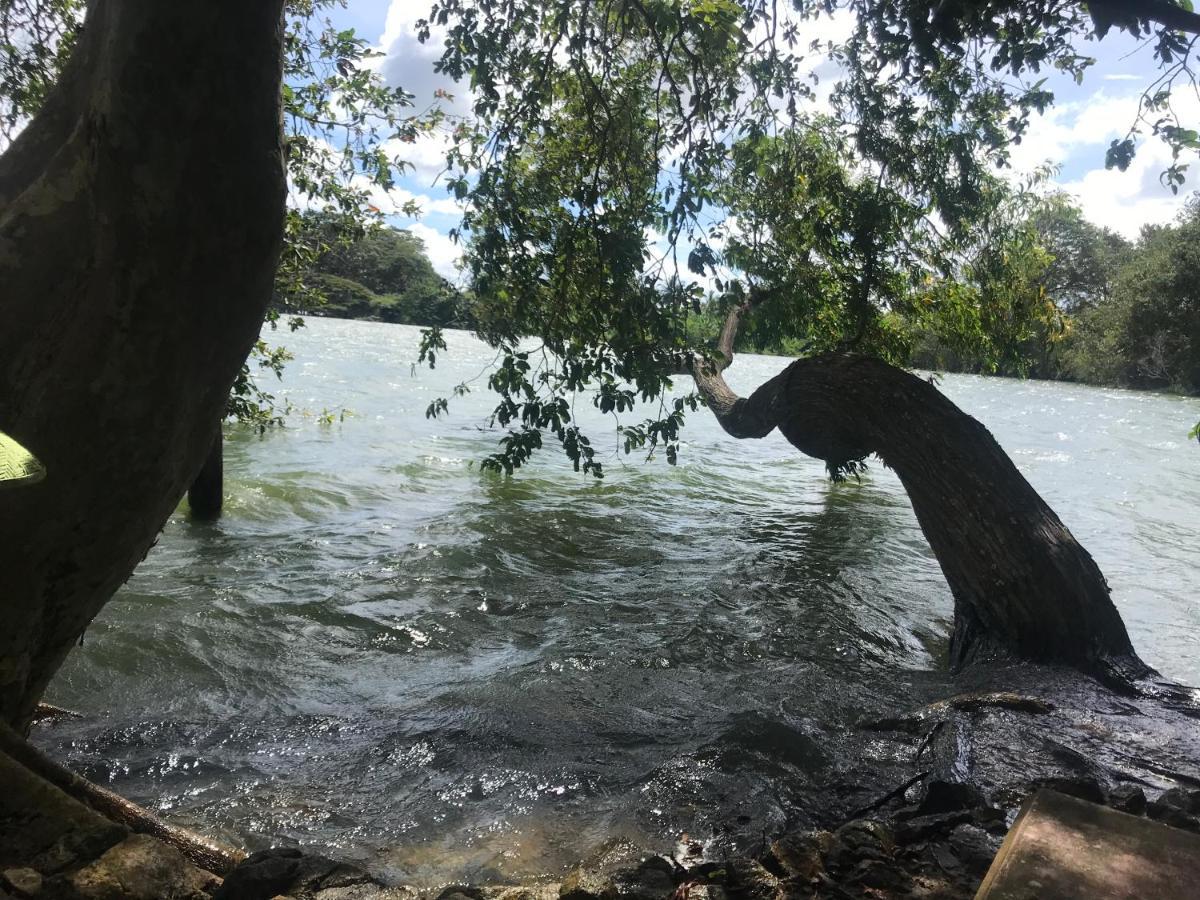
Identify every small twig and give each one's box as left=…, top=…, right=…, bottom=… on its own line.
left=916, top=720, right=947, bottom=762
left=846, top=770, right=931, bottom=821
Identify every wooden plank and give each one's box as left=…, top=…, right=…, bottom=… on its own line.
left=976, top=789, right=1200, bottom=899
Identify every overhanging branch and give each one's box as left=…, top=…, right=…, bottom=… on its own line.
left=1086, top=0, right=1200, bottom=35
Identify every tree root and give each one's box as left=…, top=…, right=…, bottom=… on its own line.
left=0, top=720, right=243, bottom=875
left=32, top=702, right=83, bottom=723
left=860, top=691, right=1054, bottom=734
left=846, top=770, right=931, bottom=820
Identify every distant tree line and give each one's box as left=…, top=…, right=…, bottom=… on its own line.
left=912, top=194, right=1200, bottom=395
left=278, top=213, right=474, bottom=330
left=705, top=193, right=1199, bottom=399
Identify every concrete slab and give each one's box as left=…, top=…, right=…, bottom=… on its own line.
left=976, top=789, right=1200, bottom=899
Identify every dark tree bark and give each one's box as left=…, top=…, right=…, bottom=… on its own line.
left=187, top=429, right=224, bottom=521
left=686, top=300, right=1151, bottom=687
left=0, top=0, right=286, bottom=731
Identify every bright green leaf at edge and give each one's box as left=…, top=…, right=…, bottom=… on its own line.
left=0, top=430, right=46, bottom=488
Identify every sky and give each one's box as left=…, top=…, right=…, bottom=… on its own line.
left=329, top=1, right=1200, bottom=280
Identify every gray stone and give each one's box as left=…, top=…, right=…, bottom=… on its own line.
left=947, top=823, right=1001, bottom=877
left=1032, top=777, right=1105, bottom=805
left=915, top=780, right=985, bottom=816
left=848, top=859, right=907, bottom=892
left=825, top=821, right=894, bottom=870
left=559, top=866, right=615, bottom=900
left=1146, top=797, right=1200, bottom=832
left=677, top=886, right=727, bottom=900
left=1107, top=784, right=1147, bottom=815
left=1, top=869, right=42, bottom=897
left=488, top=885, right=559, bottom=900
left=67, top=834, right=216, bottom=900
left=212, top=848, right=302, bottom=900
left=893, top=811, right=972, bottom=844
left=611, top=857, right=676, bottom=900
left=724, top=859, right=779, bottom=900
left=764, top=832, right=829, bottom=882
left=312, top=887, right=418, bottom=900
left=0, top=750, right=127, bottom=874
left=1154, top=788, right=1200, bottom=816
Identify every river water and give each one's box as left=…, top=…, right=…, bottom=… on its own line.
left=38, top=318, right=1200, bottom=886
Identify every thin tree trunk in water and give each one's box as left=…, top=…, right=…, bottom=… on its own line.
left=685, top=301, right=1151, bottom=687
left=0, top=0, right=286, bottom=731
left=188, top=429, right=224, bottom=521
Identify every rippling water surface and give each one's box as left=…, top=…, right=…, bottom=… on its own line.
left=38, top=319, right=1200, bottom=885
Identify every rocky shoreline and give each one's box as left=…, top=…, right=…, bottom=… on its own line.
left=8, top=669, right=1200, bottom=900
left=7, top=731, right=1200, bottom=900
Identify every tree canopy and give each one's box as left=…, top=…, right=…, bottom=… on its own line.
left=287, top=217, right=473, bottom=328
left=414, top=0, right=1200, bottom=474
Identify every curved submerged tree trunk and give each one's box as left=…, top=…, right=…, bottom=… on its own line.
left=687, top=304, right=1150, bottom=686
left=0, top=0, right=286, bottom=730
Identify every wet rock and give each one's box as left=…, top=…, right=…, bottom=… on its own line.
left=675, top=886, right=727, bottom=900
left=763, top=832, right=829, bottom=882
left=487, top=886, right=560, bottom=900
left=724, top=859, right=779, bottom=900
left=930, top=843, right=961, bottom=873
left=893, top=811, right=971, bottom=845
left=827, top=821, right=894, bottom=870
left=0, top=750, right=127, bottom=874
left=213, top=849, right=411, bottom=900
left=312, top=887, right=417, bottom=900
left=213, top=848, right=303, bottom=900
left=848, top=858, right=908, bottom=893
left=1108, top=784, right=1147, bottom=815
left=946, top=824, right=1000, bottom=878
left=914, top=780, right=985, bottom=816
left=559, top=866, right=616, bottom=900
left=1, top=869, right=42, bottom=897
left=1147, top=788, right=1200, bottom=831
left=1155, top=787, right=1200, bottom=815
left=67, top=833, right=216, bottom=900
left=1032, top=777, right=1105, bottom=805
left=969, top=805, right=1007, bottom=835
left=610, top=857, right=676, bottom=900
left=289, top=854, right=378, bottom=895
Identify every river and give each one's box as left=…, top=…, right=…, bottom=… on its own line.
left=36, top=318, right=1200, bottom=886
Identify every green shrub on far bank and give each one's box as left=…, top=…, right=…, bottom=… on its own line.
left=279, top=216, right=474, bottom=330
left=907, top=194, right=1200, bottom=398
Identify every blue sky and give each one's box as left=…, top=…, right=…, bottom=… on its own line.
left=329, top=2, right=1200, bottom=278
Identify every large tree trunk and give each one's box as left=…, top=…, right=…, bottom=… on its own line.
left=0, top=0, right=286, bottom=731
left=687, top=303, right=1150, bottom=687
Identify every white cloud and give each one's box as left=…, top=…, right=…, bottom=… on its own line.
left=375, top=1, right=471, bottom=117
left=350, top=174, right=462, bottom=217
left=1060, top=144, right=1191, bottom=237
left=1007, top=87, right=1199, bottom=235
left=407, top=222, right=464, bottom=280
left=386, top=131, right=455, bottom=182
left=1006, top=92, right=1132, bottom=172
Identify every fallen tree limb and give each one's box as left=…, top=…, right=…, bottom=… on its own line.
left=32, top=702, right=83, bottom=723
left=846, top=770, right=931, bottom=820
left=0, top=720, right=243, bottom=875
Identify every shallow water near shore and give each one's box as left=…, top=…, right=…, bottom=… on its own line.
left=37, top=318, right=1200, bottom=887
